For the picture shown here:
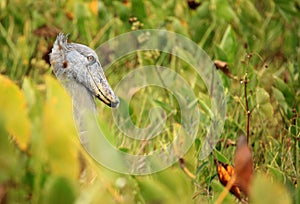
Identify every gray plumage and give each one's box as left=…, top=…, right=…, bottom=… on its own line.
left=50, top=33, right=119, bottom=145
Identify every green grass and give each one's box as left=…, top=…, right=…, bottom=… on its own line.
left=0, top=0, right=299, bottom=203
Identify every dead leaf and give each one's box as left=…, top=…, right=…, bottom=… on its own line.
left=225, top=138, right=236, bottom=148
left=234, top=136, right=253, bottom=196
left=215, top=159, right=242, bottom=200
left=214, top=60, right=237, bottom=79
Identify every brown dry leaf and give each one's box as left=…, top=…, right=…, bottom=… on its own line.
left=214, top=60, right=237, bottom=79
left=225, top=138, right=236, bottom=148
left=234, top=136, right=253, bottom=196
left=215, top=160, right=242, bottom=200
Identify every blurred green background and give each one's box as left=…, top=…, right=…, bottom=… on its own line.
left=0, top=0, right=299, bottom=203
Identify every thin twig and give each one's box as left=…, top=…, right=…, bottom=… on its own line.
left=243, top=73, right=250, bottom=143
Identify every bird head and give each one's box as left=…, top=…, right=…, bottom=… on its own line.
left=50, top=33, right=119, bottom=108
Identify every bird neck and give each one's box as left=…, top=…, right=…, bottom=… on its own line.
left=62, top=78, right=97, bottom=144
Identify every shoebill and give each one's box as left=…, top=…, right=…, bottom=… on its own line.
left=50, top=33, right=119, bottom=146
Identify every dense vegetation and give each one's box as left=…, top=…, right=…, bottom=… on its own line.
left=0, top=0, right=299, bottom=203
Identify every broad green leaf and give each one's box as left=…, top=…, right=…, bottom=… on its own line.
left=42, top=176, right=76, bottom=204
left=0, top=75, right=31, bottom=151
left=256, top=87, right=270, bottom=105
left=215, top=0, right=238, bottom=23
left=131, top=0, right=147, bottom=21
left=214, top=149, right=230, bottom=164
left=43, top=76, right=80, bottom=180
left=250, top=174, right=292, bottom=204
left=272, top=87, right=288, bottom=114
left=138, top=178, right=167, bottom=202
left=260, top=103, right=274, bottom=118
left=256, top=87, right=273, bottom=117
left=220, top=26, right=237, bottom=63
left=195, top=1, right=210, bottom=18
left=155, top=168, right=194, bottom=203
left=194, top=138, right=201, bottom=150
left=138, top=168, right=193, bottom=203
left=214, top=45, right=228, bottom=62
left=267, top=165, right=285, bottom=184
left=273, top=76, right=294, bottom=106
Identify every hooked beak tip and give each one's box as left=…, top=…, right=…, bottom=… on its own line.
left=96, top=94, right=120, bottom=108
left=110, top=97, right=120, bottom=108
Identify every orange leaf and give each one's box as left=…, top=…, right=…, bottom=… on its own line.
left=215, top=160, right=242, bottom=200
left=89, top=0, right=98, bottom=15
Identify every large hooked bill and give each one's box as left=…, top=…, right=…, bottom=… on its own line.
left=92, top=76, right=120, bottom=108
left=83, top=55, right=120, bottom=108
left=75, top=45, right=120, bottom=108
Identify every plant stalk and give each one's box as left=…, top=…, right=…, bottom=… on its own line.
left=244, top=73, right=250, bottom=143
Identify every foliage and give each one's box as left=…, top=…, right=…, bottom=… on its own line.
left=0, top=0, right=299, bottom=203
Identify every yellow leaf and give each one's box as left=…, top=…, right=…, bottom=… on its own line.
left=43, top=76, right=80, bottom=180
left=0, top=75, right=31, bottom=151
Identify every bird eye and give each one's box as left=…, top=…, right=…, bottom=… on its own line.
left=87, top=56, right=94, bottom=61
